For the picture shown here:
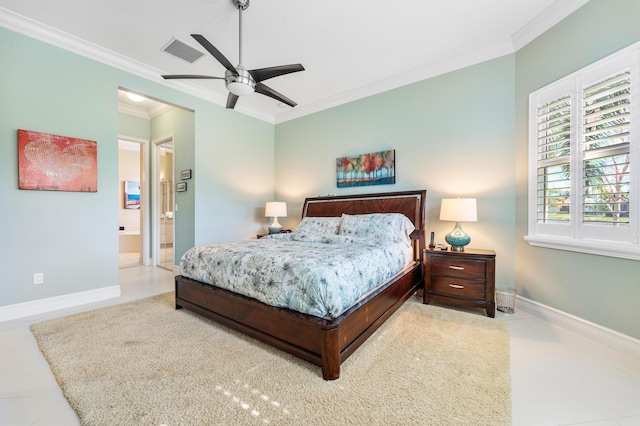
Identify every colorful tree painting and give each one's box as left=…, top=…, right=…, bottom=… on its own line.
left=336, top=150, right=395, bottom=188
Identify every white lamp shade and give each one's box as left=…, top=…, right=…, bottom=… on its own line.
left=440, top=198, right=477, bottom=222
left=265, top=201, right=287, bottom=218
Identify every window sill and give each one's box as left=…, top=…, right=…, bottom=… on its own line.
left=524, top=235, right=640, bottom=261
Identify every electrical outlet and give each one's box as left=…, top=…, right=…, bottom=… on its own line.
left=33, top=273, right=44, bottom=284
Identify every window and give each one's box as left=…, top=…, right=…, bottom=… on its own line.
left=526, top=43, right=640, bottom=260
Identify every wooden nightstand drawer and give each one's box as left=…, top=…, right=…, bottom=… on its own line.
left=430, top=276, right=485, bottom=299
left=430, top=256, right=486, bottom=279
left=423, top=248, right=496, bottom=318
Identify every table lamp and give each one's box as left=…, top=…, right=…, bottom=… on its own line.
left=265, top=201, right=287, bottom=234
left=440, top=198, right=477, bottom=251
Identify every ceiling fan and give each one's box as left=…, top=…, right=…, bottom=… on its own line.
left=162, top=0, right=305, bottom=109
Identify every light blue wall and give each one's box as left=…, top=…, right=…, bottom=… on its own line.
left=3, top=1, right=638, bottom=341
left=118, top=113, right=150, bottom=141
left=150, top=107, right=196, bottom=262
left=0, top=27, right=121, bottom=304
left=275, top=56, right=517, bottom=290
left=275, top=1, right=640, bottom=341
left=0, top=26, right=275, bottom=307
left=194, top=110, right=276, bottom=243
left=515, top=0, right=640, bottom=339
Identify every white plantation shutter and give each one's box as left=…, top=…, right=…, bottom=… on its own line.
left=526, top=43, right=640, bottom=259
left=536, top=93, right=572, bottom=224
left=581, top=71, right=631, bottom=228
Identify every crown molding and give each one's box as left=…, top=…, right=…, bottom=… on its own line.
left=149, top=102, right=173, bottom=119
left=275, top=1, right=589, bottom=124
left=511, top=0, right=590, bottom=50
left=0, top=7, right=275, bottom=124
left=274, top=40, right=516, bottom=124
left=0, top=7, right=161, bottom=82
left=3, top=2, right=589, bottom=125
left=118, top=103, right=150, bottom=120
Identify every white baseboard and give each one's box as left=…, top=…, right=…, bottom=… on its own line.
left=517, top=295, right=640, bottom=359
left=0, top=285, right=121, bottom=322
left=4, top=285, right=637, bottom=360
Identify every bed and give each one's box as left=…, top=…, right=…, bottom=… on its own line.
left=175, top=190, right=426, bottom=380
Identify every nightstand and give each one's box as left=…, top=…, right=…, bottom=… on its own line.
left=257, top=230, right=293, bottom=239
left=423, top=248, right=496, bottom=318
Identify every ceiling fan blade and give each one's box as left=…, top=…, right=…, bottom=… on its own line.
left=255, top=83, right=297, bottom=107
left=162, top=75, right=224, bottom=80
left=249, top=64, right=305, bottom=83
left=191, top=34, right=237, bottom=74
left=226, top=92, right=239, bottom=109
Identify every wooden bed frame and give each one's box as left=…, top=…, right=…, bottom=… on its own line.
left=175, top=189, right=426, bottom=380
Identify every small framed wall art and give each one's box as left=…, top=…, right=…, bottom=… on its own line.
left=124, top=180, right=140, bottom=209
left=176, top=182, right=187, bottom=192
left=180, top=169, right=192, bottom=180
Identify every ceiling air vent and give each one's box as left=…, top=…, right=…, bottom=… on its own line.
left=162, top=38, right=204, bottom=64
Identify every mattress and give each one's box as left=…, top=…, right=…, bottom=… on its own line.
left=179, top=233, right=411, bottom=319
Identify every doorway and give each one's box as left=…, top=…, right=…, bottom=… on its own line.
left=118, top=139, right=147, bottom=268
left=154, top=137, right=174, bottom=270
left=118, top=88, right=194, bottom=271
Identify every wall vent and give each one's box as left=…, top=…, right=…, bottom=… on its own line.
left=162, top=38, right=204, bottom=64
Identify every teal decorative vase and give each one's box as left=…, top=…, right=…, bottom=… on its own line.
left=268, top=217, right=283, bottom=234
left=445, top=221, right=470, bottom=251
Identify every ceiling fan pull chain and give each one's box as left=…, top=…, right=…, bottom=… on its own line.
left=238, top=5, right=244, bottom=67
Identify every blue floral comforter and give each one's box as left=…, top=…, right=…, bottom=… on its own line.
left=179, top=234, right=411, bottom=319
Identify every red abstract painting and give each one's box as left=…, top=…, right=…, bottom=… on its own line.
left=18, top=129, right=97, bottom=192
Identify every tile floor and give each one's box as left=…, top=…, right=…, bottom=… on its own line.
left=118, top=252, right=142, bottom=269
left=0, top=266, right=639, bottom=425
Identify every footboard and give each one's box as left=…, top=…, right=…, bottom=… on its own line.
left=175, top=261, right=422, bottom=380
left=175, top=274, right=334, bottom=374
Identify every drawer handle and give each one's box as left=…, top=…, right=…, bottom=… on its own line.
left=449, top=284, right=464, bottom=289
left=449, top=265, right=465, bottom=271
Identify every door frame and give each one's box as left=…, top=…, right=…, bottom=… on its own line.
left=118, top=136, right=150, bottom=266
left=152, top=134, right=175, bottom=269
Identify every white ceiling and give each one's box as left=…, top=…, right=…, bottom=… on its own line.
left=0, top=0, right=588, bottom=123
left=117, top=89, right=174, bottom=120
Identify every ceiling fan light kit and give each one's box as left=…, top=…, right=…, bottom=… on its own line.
left=233, top=0, right=250, bottom=10
left=161, top=0, right=304, bottom=109
left=226, top=67, right=255, bottom=96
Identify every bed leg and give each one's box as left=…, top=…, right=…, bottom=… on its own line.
left=321, top=328, right=340, bottom=380
left=174, top=277, right=183, bottom=310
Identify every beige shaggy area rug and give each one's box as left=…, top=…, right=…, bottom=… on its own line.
left=31, top=293, right=511, bottom=425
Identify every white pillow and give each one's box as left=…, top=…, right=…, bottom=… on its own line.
left=295, top=216, right=342, bottom=236
left=339, top=213, right=415, bottom=246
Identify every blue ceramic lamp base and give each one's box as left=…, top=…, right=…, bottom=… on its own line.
left=268, top=217, right=283, bottom=234
left=445, top=221, right=471, bottom=252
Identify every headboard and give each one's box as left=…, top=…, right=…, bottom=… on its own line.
left=302, top=190, right=427, bottom=261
